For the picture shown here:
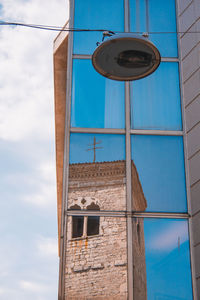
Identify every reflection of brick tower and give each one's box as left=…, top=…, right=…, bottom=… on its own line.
left=132, top=163, right=147, bottom=300
left=64, top=160, right=147, bottom=299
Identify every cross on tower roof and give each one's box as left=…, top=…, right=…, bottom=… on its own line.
left=86, top=137, right=103, bottom=163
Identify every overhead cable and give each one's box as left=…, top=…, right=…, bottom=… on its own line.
left=0, top=21, right=200, bottom=34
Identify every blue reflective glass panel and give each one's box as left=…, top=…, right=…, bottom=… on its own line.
left=69, top=133, right=126, bottom=211
left=73, top=0, right=124, bottom=54
left=131, top=62, right=182, bottom=130
left=148, top=0, right=178, bottom=57
left=130, top=0, right=178, bottom=57
left=70, top=133, right=125, bottom=164
left=130, top=0, right=147, bottom=34
left=143, top=219, right=193, bottom=299
left=71, top=59, right=125, bottom=129
left=131, top=135, right=187, bottom=212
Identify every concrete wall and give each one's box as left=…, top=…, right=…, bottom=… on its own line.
left=177, top=0, right=200, bottom=297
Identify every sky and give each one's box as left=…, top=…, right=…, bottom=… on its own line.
left=0, top=0, right=68, bottom=299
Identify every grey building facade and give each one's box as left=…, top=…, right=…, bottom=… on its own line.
left=177, top=0, right=200, bottom=298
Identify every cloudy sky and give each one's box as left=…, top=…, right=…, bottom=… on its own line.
left=0, top=1, right=68, bottom=299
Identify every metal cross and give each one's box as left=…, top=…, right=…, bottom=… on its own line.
left=86, top=137, right=103, bottom=163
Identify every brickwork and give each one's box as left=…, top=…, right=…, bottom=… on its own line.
left=65, top=216, right=127, bottom=299
left=65, top=161, right=147, bottom=299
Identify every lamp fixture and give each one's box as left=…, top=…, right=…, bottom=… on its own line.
left=92, top=33, right=161, bottom=81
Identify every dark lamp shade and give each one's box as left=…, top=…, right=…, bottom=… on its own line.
left=92, top=34, right=161, bottom=81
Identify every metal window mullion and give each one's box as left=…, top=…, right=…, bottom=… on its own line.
left=72, top=55, right=180, bottom=62
left=70, top=127, right=126, bottom=134
left=161, top=57, right=179, bottom=62
left=125, top=80, right=134, bottom=300
left=73, top=54, right=92, bottom=59
left=130, top=129, right=183, bottom=136
left=124, top=1, right=134, bottom=299
left=70, top=128, right=183, bottom=135
left=66, top=210, right=190, bottom=219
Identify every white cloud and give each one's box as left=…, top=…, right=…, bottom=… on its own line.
left=0, top=0, right=68, bottom=142
left=0, top=287, right=6, bottom=295
left=0, top=1, right=68, bottom=299
left=21, top=160, right=57, bottom=209
left=37, top=236, right=58, bottom=257
left=23, top=183, right=56, bottom=208
left=147, top=221, right=188, bottom=252
left=20, top=280, right=48, bottom=292
left=39, top=161, right=56, bottom=183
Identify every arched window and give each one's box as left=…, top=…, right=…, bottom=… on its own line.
left=70, top=205, right=84, bottom=238
left=70, top=202, right=100, bottom=238
left=86, top=203, right=100, bottom=236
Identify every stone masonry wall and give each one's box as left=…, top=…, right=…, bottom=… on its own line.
left=65, top=162, right=128, bottom=299
left=65, top=216, right=127, bottom=299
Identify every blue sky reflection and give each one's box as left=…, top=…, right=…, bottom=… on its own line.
left=144, top=219, right=193, bottom=300
left=131, top=135, right=187, bottom=212
left=131, top=63, right=182, bottom=131
left=71, top=59, right=125, bottom=129
left=69, top=133, right=125, bottom=164
left=73, top=0, right=124, bottom=54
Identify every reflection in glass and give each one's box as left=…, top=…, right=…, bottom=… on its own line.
left=130, top=0, right=178, bottom=57
left=71, top=59, right=125, bottom=129
left=68, top=134, right=126, bottom=209
left=131, top=62, right=182, bottom=130
left=148, top=0, right=178, bottom=57
left=130, top=0, right=147, bottom=34
left=73, top=0, right=124, bottom=54
left=133, top=217, right=147, bottom=299
left=131, top=135, right=187, bottom=212
left=142, top=219, right=193, bottom=299
left=65, top=216, right=128, bottom=298
left=69, top=133, right=125, bottom=164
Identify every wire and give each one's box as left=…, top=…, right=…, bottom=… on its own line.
left=0, top=21, right=113, bottom=33
left=0, top=21, right=200, bottom=34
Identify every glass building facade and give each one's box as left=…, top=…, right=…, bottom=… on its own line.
left=54, top=0, right=196, bottom=299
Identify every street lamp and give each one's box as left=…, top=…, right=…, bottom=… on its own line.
left=92, top=33, right=161, bottom=81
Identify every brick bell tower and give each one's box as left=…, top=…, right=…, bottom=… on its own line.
left=65, top=160, right=147, bottom=299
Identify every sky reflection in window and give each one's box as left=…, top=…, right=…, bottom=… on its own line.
left=130, top=0, right=178, bottom=57
left=131, top=62, right=182, bottom=130
left=68, top=133, right=126, bottom=212
left=131, top=135, right=187, bottom=212
left=69, top=133, right=125, bottom=164
left=71, top=59, right=125, bottom=129
left=73, top=0, right=124, bottom=54
left=143, top=218, right=193, bottom=299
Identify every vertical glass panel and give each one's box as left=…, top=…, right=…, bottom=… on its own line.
left=131, top=62, right=182, bottom=130
left=71, top=59, right=125, bottom=129
left=73, top=0, right=124, bottom=54
left=134, top=218, right=193, bottom=299
left=131, top=135, right=187, bottom=212
left=66, top=216, right=127, bottom=298
left=130, top=0, right=147, bottom=34
left=130, top=0, right=178, bottom=57
left=148, top=0, right=178, bottom=57
left=68, top=133, right=126, bottom=210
